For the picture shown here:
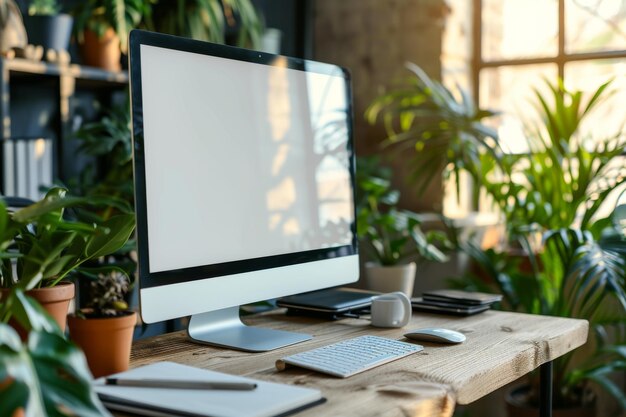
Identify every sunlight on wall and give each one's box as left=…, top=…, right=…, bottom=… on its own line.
left=272, top=143, right=290, bottom=176
left=267, top=56, right=290, bottom=141
left=266, top=177, right=296, bottom=212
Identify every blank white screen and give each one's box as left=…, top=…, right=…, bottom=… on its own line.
left=140, top=45, right=354, bottom=273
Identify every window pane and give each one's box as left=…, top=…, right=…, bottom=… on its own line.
left=564, top=59, right=626, bottom=141
left=566, top=0, right=626, bottom=53
left=482, top=0, right=558, bottom=60
left=479, top=64, right=558, bottom=153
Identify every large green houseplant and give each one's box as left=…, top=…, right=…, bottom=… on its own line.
left=455, top=80, right=626, bottom=413
left=368, top=64, right=626, bottom=412
left=366, top=63, right=502, bottom=200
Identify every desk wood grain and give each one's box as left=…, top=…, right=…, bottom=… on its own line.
left=129, top=310, right=588, bottom=417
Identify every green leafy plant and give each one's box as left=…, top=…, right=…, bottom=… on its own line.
left=454, top=80, right=626, bottom=410
left=73, top=98, right=134, bottom=217
left=480, top=79, right=625, bottom=236
left=152, top=0, right=263, bottom=48
left=72, top=0, right=155, bottom=53
left=28, top=0, right=60, bottom=16
left=0, top=288, right=111, bottom=417
left=0, top=188, right=136, bottom=291
left=366, top=63, right=501, bottom=199
left=356, top=156, right=448, bottom=266
left=71, top=98, right=138, bottom=306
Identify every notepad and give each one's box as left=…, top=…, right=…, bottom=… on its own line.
left=93, top=361, right=324, bottom=417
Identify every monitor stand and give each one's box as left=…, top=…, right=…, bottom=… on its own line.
left=187, top=306, right=312, bottom=352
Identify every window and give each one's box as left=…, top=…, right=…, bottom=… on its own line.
left=473, top=0, right=626, bottom=150
left=442, top=0, right=626, bottom=217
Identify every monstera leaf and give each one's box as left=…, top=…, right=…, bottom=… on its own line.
left=0, top=291, right=110, bottom=417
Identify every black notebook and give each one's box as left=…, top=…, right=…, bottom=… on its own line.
left=276, top=288, right=377, bottom=315
left=411, top=297, right=491, bottom=316
left=422, top=289, right=502, bottom=306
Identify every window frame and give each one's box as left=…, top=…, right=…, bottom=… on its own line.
left=471, top=0, right=626, bottom=104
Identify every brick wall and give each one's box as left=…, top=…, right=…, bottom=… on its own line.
left=314, top=0, right=449, bottom=211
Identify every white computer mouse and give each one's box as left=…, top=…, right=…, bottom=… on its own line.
left=404, top=327, right=466, bottom=344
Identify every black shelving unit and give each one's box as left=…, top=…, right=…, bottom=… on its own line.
left=0, top=57, right=128, bottom=198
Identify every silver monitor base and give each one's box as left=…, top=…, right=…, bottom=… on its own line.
left=187, top=306, right=311, bottom=352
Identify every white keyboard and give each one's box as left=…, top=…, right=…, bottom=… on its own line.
left=275, top=335, right=423, bottom=378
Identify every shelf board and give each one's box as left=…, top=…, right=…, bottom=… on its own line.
left=2, top=58, right=128, bottom=84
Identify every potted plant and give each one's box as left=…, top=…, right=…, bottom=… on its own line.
left=152, top=0, right=263, bottom=49
left=0, top=286, right=111, bottom=416
left=68, top=270, right=136, bottom=378
left=72, top=0, right=154, bottom=70
left=23, top=0, right=73, bottom=52
left=356, top=156, right=449, bottom=296
left=0, top=188, right=136, bottom=333
left=453, top=80, right=626, bottom=415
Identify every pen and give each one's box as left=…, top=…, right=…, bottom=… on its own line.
left=104, top=378, right=257, bottom=391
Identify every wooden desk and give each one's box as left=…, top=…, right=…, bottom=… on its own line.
left=130, top=310, right=588, bottom=417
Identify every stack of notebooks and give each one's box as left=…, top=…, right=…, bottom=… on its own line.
left=411, top=289, right=502, bottom=316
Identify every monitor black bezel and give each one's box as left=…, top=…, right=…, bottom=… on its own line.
left=129, top=30, right=358, bottom=289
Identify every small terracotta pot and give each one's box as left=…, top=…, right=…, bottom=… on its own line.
left=80, top=28, right=121, bottom=71
left=67, top=311, right=137, bottom=378
left=1, top=281, right=75, bottom=338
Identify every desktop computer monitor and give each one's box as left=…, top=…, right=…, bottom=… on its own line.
left=128, top=30, right=358, bottom=352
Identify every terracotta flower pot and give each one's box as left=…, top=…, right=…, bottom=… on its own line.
left=80, top=28, right=121, bottom=71
left=1, top=281, right=75, bottom=338
left=364, top=262, right=417, bottom=296
left=67, top=311, right=137, bottom=378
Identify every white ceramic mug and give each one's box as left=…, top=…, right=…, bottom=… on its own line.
left=370, top=292, right=412, bottom=328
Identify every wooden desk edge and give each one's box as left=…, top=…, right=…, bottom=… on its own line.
left=454, top=318, right=589, bottom=404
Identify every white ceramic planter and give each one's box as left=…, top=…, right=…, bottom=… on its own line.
left=364, top=262, right=417, bottom=297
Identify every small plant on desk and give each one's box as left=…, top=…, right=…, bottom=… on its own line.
left=356, top=156, right=449, bottom=267
left=356, top=156, right=450, bottom=295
